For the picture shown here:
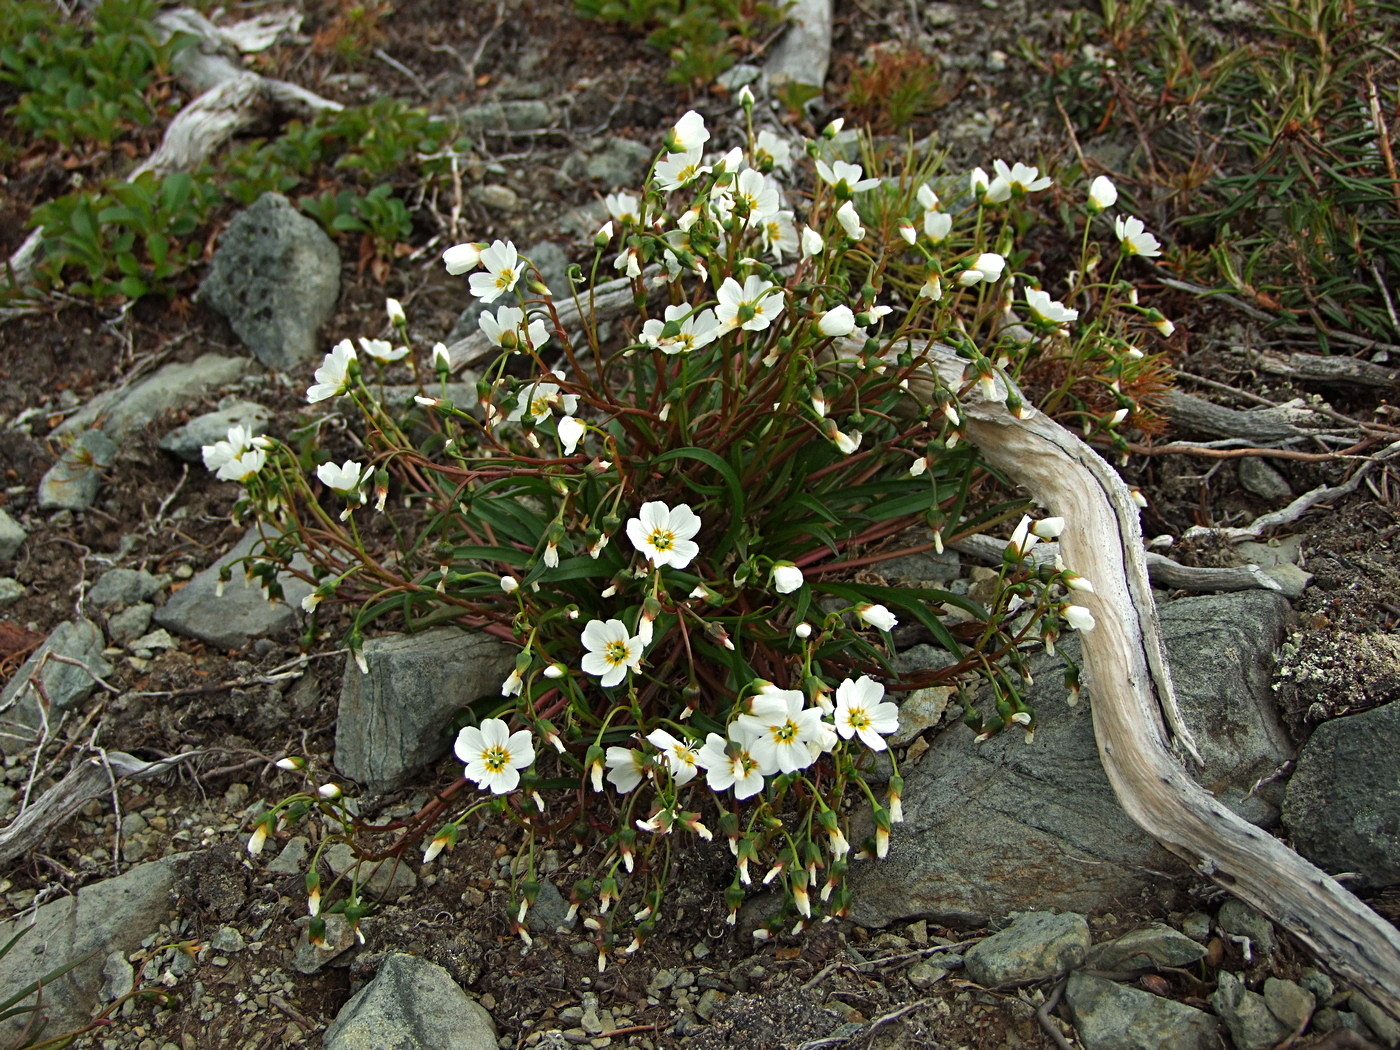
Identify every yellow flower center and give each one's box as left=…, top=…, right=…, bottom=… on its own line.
left=847, top=707, right=871, bottom=731
left=603, top=640, right=632, bottom=666
left=647, top=528, right=676, bottom=552
left=483, top=745, right=511, bottom=773
left=770, top=720, right=798, bottom=744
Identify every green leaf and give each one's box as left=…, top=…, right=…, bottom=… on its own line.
left=118, top=274, right=147, bottom=299
left=654, top=446, right=745, bottom=545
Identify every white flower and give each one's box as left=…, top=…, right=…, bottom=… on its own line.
left=960, top=252, right=1007, bottom=285
left=1088, top=175, right=1117, bottom=212
left=501, top=668, right=523, bottom=697
left=923, top=210, right=952, bottom=241
left=443, top=242, right=483, bottom=274
left=795, top=622, right=812, bottom=639
left=1008, top=514, right=1038, bottom=556
left=697, top=725, right=767, bottom=799
left=604, top=191, right=640, bottom=224
left=307, top=339, right=356, bottom=403
left=653, top=148, right=707, bottom=191
left=557, top=415, right=585, bottom=455
left=455, top=718, right=535, bottom=794
left=202, top=424, right=262, bottom=474
left=507, top=379, right=577, bottom=423
left=970, top=166, right=991, bottom=198
left=835, top=200, right=865, bottom=240
left=736, top=690, right=824, bottom=775
left=1062, top=603, right=1096, bottom=632
left=316, top=459, right=363, bottom=494
left=816, top=305, right=856, bottom=337
left=1114, top=215, right=1161, bottom=258
left=468, top=240, right=523, bottom=303
left=216, top=447, right=266, bottom=483
left=605, top=746, right=647, bottom=793
left=646, top=729, right=700, bottom=786
left=1025, top=288, right=1079, bottom=325
left=431, top=342, right=451, bottom=371
left=715, top=275, right=785, bottom=333
left=856, top=603, right=898, bottom=632
left=358, top=337, right=407, bottom=362
left=1154, top=316, right=1176, bottom=337
left=801, top=226, right=824, bottom=259
left=734, top=168, right=781, bottom=226
left=831, top=426, right=861, bottom=455
left=614, top=247, right=642, bottom=279
left=917, top=183, right=939, bottom=210
left=1033, top=517, right=1065, bottom=539
left=992, top=159, right=1052, bottom=195
left=580, top=618, right=645, bottom=687
left=479, top=304, right=548, bottom=353
left=640, top=304, right=722, bottom=354
left=759, top=211, right=800, bottom=262
left=834, top=676, right=900, bottom=751
left=668, top=109, right=710, bottom=153
left=772, top=562, right=804, bottom=594
left=754, top=129, right=792, bottom=170
left=918, top=274, right=943, bottom=300
left=815, top=159, right=880, bottom=195
left=385, top=298, right=406, bottom=326
left=247, top=822, right=268, bottom=855
left=626, top=500, right=701, bottom=569
left=500, top=575, right=518, bottom=593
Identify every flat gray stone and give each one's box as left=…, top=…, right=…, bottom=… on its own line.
left=0, top=509, right=25, bottom=560
left=1084, top=924, right=1207, bottom=971
left=1238, top=458, right=1292, bottom=501
left=0, top=578, right=23, bottom=606
left=1349, top=991, right=1400, bottom=1045
left=39, top=429, right=116, bottom=511
left=325, top=842, right=418, bottom=901
left=323, top=953, right=497, bottom=1050
left=153, top=528, right=314, bottom=649
left=1217, top=899, right=1276, bottom=956
left=1263, top=977, right=1314, bottom=1031
left=1212, top=971, right=1290, bottom=1050
left=199, top=193, right=341, bottom=370
left=560, top=137, right=655, bottom=190
left=962, top=911, right=1089, bottom=986
left=0, top=856, right=180, bottom=1040
left=54, top=354, right=249, bottom=440
left=764, top=0, right=832, bottom=90
left=1065, top=972, right=1220, bottom=1050
left=334, top=627, right=515, bottom=791
left=107, top=603, right=154, bottom=644
left=157, top=400, right=272, bottom=463
left=850, top=591, right=1293, bottom=928
left=0, top=619, right=112, bottom=753
left=88, top=567, right=164, bottom=608
left=458, top=99, right=553, bottom=132
left=1283, top=700, right=1400, bottom=886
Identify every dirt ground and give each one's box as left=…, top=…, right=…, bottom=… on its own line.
left=1, top=0, right=1399, bottom=1047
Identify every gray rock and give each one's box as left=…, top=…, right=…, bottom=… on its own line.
left=1211, top=971, right=1290, bottom=1050
left=325, top=842, right=418, bottom=901
left=199, top=193, right=341, bottom=370
left=334, top=627, right=515, bottom=791
left=561, top=137, right=656, bottom=189
left=458, top=99, right=553, bottom=132
left=879, top=549, right=961, bottom=588
left=88, top=567, right=164, bottom=607
left=526, top=880, right=572, bottom=934
left=0, top=509, right=25, bottom=560
left=1283, top=700, right=1400, bottom=886
left=1064, top=971, right=1220, bottom=1050
left=906, top=959, right=950, bottom=989
left=962, top=911, right=1090, bottom=986
left=471, top=184, right=521, bottom=213
left=1299, top=968, right=1334, bottom=1004
left=130, top=628, right=177, bottom=651
left=1350, top=992, right=1400, bottom=1046
left=153, top=528, right=314, bottom=649
left=0, top=856, right=180, bottom=1040
left=850, top=591, right=1293, bottom=927
left=323, top=953, right=497, bottom=1050
left=1216, top=899, right=1276, bottom=957
left=157, top=400, right=272, bottom=463
left=1238, top=458, right=1292, bottom=501
left=54, top=354, right=249, bottom=440
left=764, top=0, right=832, bottom=91
left=39, top=428, right=117, bottom=510
left=1084, top=924, right=1207, bottom=971
left=0, top=619, right=112, bottom=753
left=99, top=950, right=135, bottom=1001
left=888, top=686, right=951, bottom=746
left=1263, top=977, right=1314, bottom=1031
left=267, top=835, right=310, bottom=875
left=292, top=913, right=357, bottom=975
left=0, top=578, right=23, bottom=606
left=107, top=603, right=154, bottom=644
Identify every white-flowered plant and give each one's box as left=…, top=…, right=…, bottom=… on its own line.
left=216, top=104, right=1161, bottom=954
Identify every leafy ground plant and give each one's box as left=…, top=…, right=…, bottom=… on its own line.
left=212, top=104, right=1172, bottom=962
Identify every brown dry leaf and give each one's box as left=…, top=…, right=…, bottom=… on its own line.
left=0, top=621, right=45, bottom=677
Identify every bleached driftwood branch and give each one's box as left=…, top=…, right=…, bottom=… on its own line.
left=7, top=8, right=339, bottom=287
left=909, top=345, right=1400, bottom=1016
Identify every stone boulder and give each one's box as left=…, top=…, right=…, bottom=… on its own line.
left=199, top=192, right=341, bottom=370
left=850, top=591, right=1293, bottom=927
left=323, top=953, right=497, bottom=1050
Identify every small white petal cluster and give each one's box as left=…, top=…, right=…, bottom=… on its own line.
left=307, top=339, right=356, bottom=403
left=202, top=424, right=272, bottom=483
left=626, top=500, right=701, bottom=569
left=455, top=717, right=536, bottom=794
left=1114, top=215, right=1162, bottom=258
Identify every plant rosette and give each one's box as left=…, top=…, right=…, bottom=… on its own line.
left=214, top=107, right=1157, bottom=959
